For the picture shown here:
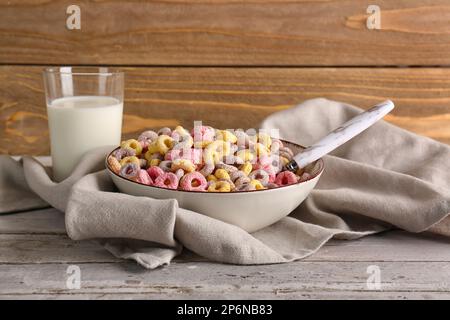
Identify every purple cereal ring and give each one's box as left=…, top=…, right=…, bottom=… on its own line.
left=174, top=168, right=185, bottom=180
left=138, top=130, right=158, bottom=142
left=215, top=162, right=238, bottom=173
left=234, top=176, right=251, bottom=187
left=199, top=163, right=214, bottom=177
left=159, top=160, right=173, bottom=172
left=249, top=169, right=270, bottom=186
left=120, top=163, right=139, bottom=180
left=275, top=171, right=297, bottom=186
left=235, top=183, right=256, bottom=192
left=113, top=147, right=135, bottom=160
left=136, top=169, right=152, bottom=185
left=158, top=127, right=172, bottom=136
left=179, top=172, right=207, bottom=191
left=146, top=166, right=164, bottom=181
left=230, top=170, right=246, bottom=182
left=154, top=172, right=179, bottom=189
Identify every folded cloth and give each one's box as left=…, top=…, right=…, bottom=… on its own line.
left=1, top=98, right=449, bottom=268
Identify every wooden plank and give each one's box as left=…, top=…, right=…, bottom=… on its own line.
left=1, top=207, right=449, bottom=263
left=0, top=234, right=120, bottom=264
left=0, top=208, right=64, bottom=234
left=1, top=1, right=450, bottom=66
left=0, top=261, right=449, bottom=299
left=2, top=291, right=450, bottom=300
left=2, top=66, right=450, bottom=155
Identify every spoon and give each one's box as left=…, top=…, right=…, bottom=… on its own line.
left=286, top=100, right=395, bottom=172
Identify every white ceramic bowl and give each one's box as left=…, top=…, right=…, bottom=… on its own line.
left=107, top=141, right=324, bottom=232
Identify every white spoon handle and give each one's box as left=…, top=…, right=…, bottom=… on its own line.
left=286, top=100, right=395, bottom=171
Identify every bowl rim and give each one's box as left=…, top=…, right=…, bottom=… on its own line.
left=106, top=139, right=324, bottom=195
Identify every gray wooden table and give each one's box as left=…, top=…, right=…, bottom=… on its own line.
left=1, top=208, right=450, bottom=300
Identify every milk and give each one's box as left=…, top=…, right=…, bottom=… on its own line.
left=47, top=96, right=123, bottom=181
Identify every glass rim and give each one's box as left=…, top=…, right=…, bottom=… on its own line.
left=43, top=66, right=123, bottom=76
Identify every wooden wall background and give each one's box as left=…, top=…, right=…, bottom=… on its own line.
left=1, top=0, right=449, bottom=155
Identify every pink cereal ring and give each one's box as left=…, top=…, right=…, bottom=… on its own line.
left=192, top=125, right=215, bottom=144
left=136, top=169, right=152, bottom=185
left=165, top=148, right=202, bottom=164
left=253, top=163, right=276, bottom=183
left=154, top=172, right=179, bottom=190
left=275, top=171, right=297, bottom=186
left=146, top=166, right=165, bottom=181
left=179, top=172, right=207, bottom=191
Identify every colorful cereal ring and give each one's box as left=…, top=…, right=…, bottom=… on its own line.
left=173, top=134, right=194, bottom=150
left=121, top=139, right=143, bottom=156
left=107, top=155, right=121, bottom=174
left=159, top=160, right=173, bottom=172
left=214, top=169, right=230, bottom=180
left=235, top=183, right=256, bottom=192
left=113, top=147, right=135, bottom=160
left=179, top=172, right=208, bottom=191
left=158, top=127, right=172, bottom=136
left=138, top=130, right=158, bottom=142
left=120, top=156, right=141, bottom=168
left=120, top=163, right=139, bottom=180
left=136, top=169, right=152, bottom=185
left=207, top=180, right=231, bottom=192
left=249, top=169, right=270, bottom=186
left=147, top=166, right=165, bottom=181
left=249, top=179, right=265, bottom=190
left=154, top=172, right=179, bottom=189
left=174, top=168, right=185, bottom=180
left=171, top=159, right=196, bottom=173
left=192, top=125, right=215, bottom=148
left=199, top=163, right=215, bottom=177
left=274, top=171, right=297, bottom=186
left=215, top=162, right=238, bottom=173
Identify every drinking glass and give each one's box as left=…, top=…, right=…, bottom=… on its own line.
left=43, top=67, right=124, bottom=182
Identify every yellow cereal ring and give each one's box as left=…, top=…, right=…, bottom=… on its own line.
left=194, top=140, right=213, bottom=149
left=236, top=149, right=255, bottom=163
left=150, top=158, right=161, bottom=166
left=254, top=143, right=269, bottom=157
left=207, top=174, right=217, bottom=182
left=208, top=181, right=231, bottom=192
left=216, top=130, right=237, bottom=143
left=214, top=168, right=230, bottom=180
left=250, top=179, right=265, bottom=190
left=120, top=156, right=141, bottom=167
left=239, top=162, right=253, bottom=176
left=155, top=135, right=174, bottom=155
left=280, top=156, right=290, bottom=167
left=257, top=133, right=272, bottom=149
left=146, top=141, right=159, bottom=155
left=121, top=139, right=143, bottom=156
left=107, top=155, right=121, bottom=174
left=171, top=159, right=196, bottom=173
left=204, top=140, right=231, bottom=164
left=174, top=125, right=189, bottom=136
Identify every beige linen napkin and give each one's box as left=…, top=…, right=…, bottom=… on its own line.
left=1, top=98, right=449, bottom=268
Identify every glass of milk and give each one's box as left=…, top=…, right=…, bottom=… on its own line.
left=43, top=67, right=124, bottom=182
